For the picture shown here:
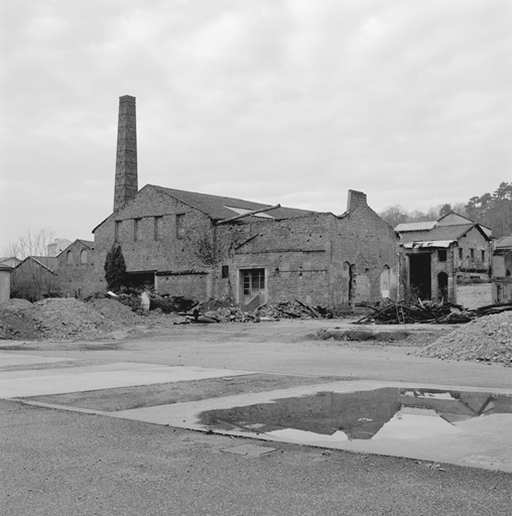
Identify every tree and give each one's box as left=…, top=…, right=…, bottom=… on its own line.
left=378, top=205, right=409, bottom=228
left=2, top=227, right=55, bottom=259
left=438, top=203, right=452, bottom=218
left=104, top=245, right=127, bottom=292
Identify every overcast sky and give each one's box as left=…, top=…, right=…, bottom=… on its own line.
left=1, top=0, right=511, bottom=248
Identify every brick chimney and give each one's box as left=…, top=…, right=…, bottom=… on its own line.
left=346, top=190, right=368, bottom=213
left=114, top=95, right=138, bottom=211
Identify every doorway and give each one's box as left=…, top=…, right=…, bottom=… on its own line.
left=240, top=268, right=266, bottom=311
left=409, top=253, right=431, bottom=300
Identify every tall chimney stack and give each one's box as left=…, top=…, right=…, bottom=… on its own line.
left=114, top=95, right=138, bottom=211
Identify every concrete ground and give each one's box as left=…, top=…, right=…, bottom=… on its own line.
left=1, top=320, right=511, bottom=515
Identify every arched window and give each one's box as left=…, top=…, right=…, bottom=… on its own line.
left=66, top=250, right=73, bottom=265
left=80, top=249, right=88, bottom=265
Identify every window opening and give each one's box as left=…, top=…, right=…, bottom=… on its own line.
left=176, top=214, right=185, bottom=239
left=437, top=250, right=447, bottom=262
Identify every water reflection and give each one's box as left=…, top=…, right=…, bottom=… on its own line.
left=198, top=388, right=512, bottom=442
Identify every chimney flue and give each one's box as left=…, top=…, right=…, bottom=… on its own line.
left=114, top=95, right=138, bottom=211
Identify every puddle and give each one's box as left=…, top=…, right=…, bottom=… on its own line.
left=198, top=387, right=512, bottom=442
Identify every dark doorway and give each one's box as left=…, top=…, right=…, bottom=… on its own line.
left=438, top=272, right=448, bottom=301
left=409, top=253, right=431, bottom=300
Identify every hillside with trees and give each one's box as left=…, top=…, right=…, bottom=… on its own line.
left=379, top=182, right=512, bottom=238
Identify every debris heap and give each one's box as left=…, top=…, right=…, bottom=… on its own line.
left=354, top=300, right=471, bottom=325
left=0, top=298, right=140, bottom=341
left=417, top=310, right=512, bottom=365
left=179, top=300, right=332, bottom=324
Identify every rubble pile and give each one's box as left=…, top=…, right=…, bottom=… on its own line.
left=179, top=300, right=333, bottom=324
left=354, top=300, right=471, bottom=325
left=0, top=298, right=142, bottom=341
left=417, top=310, right=512, bottom=365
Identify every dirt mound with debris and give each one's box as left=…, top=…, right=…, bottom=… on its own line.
left=0, top=298, right=143, bottom=341
left=417, top=311, right=512, bottom=365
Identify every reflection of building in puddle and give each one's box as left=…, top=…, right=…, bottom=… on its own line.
left=198, top=388, right=512, bottom=442
left=373, top=407, right=463, bottom=440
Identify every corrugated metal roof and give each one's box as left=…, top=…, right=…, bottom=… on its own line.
left=399, top=224, right=478, bottom=244
left=404, top=240, right=455, bottom=249
left=395, top=221, right=437, bottom=232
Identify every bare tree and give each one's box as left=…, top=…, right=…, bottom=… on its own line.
left=2, top=227, right=55, bottom=259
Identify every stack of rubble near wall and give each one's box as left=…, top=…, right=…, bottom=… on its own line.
left=354, top=299, right=512, bottom=325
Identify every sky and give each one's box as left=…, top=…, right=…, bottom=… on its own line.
left=1, top=0, right=511, bottom=248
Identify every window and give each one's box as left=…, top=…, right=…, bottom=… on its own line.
left=458, top=248, right=463, bottom=260
left=134, top=218, right=141, bottom=242
left=154, top=216, right=163, bottom=241
left=437, top=250, right=447, bottom=262
left=222, top=265, right=229, bottom=278
left=470, top=248, right=475, bottom=260
left=176, top=214, right=185, bottom=239
left=242, top=269, right=265, bottom=296
left=481, top=250, right=485, bottom=262
left=80, top=250, right=88, bottom=265
left=66, top=250, right=73, bottom=265
left=115, top=220, right=121, bottom=243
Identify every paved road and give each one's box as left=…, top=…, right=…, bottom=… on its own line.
left=1, top=322, right=511, bottom=515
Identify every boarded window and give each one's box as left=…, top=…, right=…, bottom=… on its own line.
left=80, top=250, right=88, bottom=264
left=154, top=216, right=163, bottom=241
left=176, top=214, right=185, bottom=239
left=134, top=218, right=141, bottom=242
left=115, top=220, right=121, bottom=243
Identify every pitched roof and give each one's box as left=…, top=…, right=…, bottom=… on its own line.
left=395, top=221, right=437, bottom=232
left=16, top=256, right=58, bottom=273
left=152, top=185, right=315, bottom=221
left=399, top=224, right=483, bottom=245
left=495, top=236, right=512, bottom=249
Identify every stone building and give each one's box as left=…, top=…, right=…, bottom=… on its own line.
left=396, top=213, right=493, bottom=307
left=76, top=95, right=399, bottom=308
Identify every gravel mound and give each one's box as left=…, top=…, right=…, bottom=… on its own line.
left=417, top=311, right=512, bottom=365
left=0, top=297, right=143, bottom=341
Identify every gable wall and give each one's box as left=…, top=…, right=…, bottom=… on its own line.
left=56, top=241, right=96, bottom=297
left=92, top=186, right=216, bottom=296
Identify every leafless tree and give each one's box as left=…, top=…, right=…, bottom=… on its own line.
left=2, top=227, right=55, bottom=259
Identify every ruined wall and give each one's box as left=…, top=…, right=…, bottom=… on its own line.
left=455, top=227, right=492, bottom=279
left=456, top=282, right=493, bottom=309
left=214, top=201, right=398, bottom=308
left=56, top=241, right=96, bottom=297
left=219, top=213, right=333, bottom=307
left=330, top=198, right=398, bottom=305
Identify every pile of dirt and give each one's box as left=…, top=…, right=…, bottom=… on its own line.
left=0, top=298, right=143, bottom=341
left=417, top=310, right=512, bottom=365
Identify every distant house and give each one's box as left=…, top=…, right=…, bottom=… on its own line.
left=10, top=256, right=59, bottom=301
left=492, top=236, right=512, bottom=304
left=0, top=257, right=22, bottom=269
left=396, top=212, right=493, bottom=308
left=47, top=238, right=73, bottom=257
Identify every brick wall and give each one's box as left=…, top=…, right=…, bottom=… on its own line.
left=56, top=241, right=97, bottom=297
